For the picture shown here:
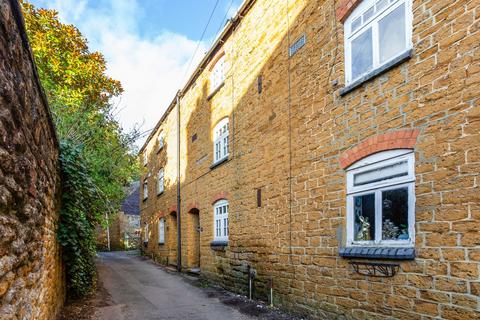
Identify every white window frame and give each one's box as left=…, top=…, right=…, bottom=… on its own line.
left=157, top=168, right=164, bottom=195
left=143, top=180, right=148, bottom=200
left=143, top=153, right=148, bottom=166
left=144, top=223, right=149, bottom=243
left=346, top=149, right=415, bottom=247
left=344, top=0, right=413, bottom=84
left=213, top=200, right=229, bottom=242
left=157, top=132, right=164, bottom=151
left=213, top=118, right=229, bottom=164
left=158, top=218, right=165, bottom=244
left=210, top=55, right=225, bottom=93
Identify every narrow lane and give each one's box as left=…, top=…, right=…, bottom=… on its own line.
left=95, top=251, right=261, bottom=320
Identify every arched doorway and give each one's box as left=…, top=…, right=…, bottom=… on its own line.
left=168, top=211, right=177, bottom=266
left=187, top=208, right=201, bottom=271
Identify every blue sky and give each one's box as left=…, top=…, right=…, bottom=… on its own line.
left=28, top=0, right=243, bottom=146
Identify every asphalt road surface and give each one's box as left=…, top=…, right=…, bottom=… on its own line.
left=94, top=251, right=298, bottom=320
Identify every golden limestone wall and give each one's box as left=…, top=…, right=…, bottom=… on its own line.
left=141, top=0, right=480, bottom=318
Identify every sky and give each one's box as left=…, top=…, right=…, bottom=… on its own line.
left=29, top=0, right=243, bottom=147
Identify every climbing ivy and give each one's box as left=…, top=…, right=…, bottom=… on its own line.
left=57, top=141, right=103, bottom=297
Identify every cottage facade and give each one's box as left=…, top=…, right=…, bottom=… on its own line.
left=140, top=0, right=480, bottom=318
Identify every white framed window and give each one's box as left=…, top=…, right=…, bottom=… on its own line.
left=143, top=180, right=148, bottom=200
left=213, top=200, right=229, bottom=242
left=158, top=218, right=165, bottom=244
left=157, top=168, right=164, bottom=194
left=143, top=153, right=148, bottom=166
left=213, top=118, right=229, bottom=164
left=346, top=149, right=415, bottom=247
left=144, top=222, right=149, bottom=242
left=210, top=55, right=225, bottom=93
left=344, top=0, right=412, bottom=84
left=157, top=133, right=164, bottom=151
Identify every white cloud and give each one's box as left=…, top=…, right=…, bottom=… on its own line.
left=33, top=0, right=207, bottom=147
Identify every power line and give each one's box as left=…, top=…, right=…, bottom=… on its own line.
left=213, top=0, right=234, bottom=41
left=181, top=0, right=221, bottom=86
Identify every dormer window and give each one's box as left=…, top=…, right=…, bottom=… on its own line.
left=344, top=0, right=412, bottom=84
left=210, top=55, right=225, bottom=93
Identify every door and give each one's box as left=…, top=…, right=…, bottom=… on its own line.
left=188, top=209, right=201, bottom=269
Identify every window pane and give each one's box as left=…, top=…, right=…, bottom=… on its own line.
left=379, top=3, right=406, bottom=63
left=352, top=17, right=362, bottom=32
left=376, top=0, right=388, bottom=11
left=354, top=160, right=408, bottom=186
left=382, top=187, right=409, bottom=240
left=351, top=28, right=373, bottom=80
left=353, top=194, right=375, bottom=241
left=363, top=6, right=374, bottom=22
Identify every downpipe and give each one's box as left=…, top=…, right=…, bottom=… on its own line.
left=269, top=277, right=274, bottom=307
left=176, top=92, right=182, bottom=272
left=247, top=265, right=256, bottom=300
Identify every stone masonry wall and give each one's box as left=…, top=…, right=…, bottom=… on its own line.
left=141, top=0, right=480, bottom=319
left=0, top=1, right=65, bottom=319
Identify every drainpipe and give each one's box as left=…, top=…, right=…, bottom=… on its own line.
left=176, top=91, right=182, bottom=271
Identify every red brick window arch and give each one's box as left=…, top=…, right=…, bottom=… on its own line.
left=340, top=129, right=419, bottom=169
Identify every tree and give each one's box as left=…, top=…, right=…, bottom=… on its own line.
left=21, top=1, right=139, bottom=297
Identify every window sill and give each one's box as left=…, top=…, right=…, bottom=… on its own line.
left=158, top=242, right=165, bottom=246
left=210, top=240, right=228, bottom=251
left=340, top=49, right=413, bottom=97
left=143, top=197, right=148, bottom=202
left=339, top=247, right=415, bottom=260
left=207, top=81, right=225, bottom=100
left=156, top=146, right=164, bottom=154
left=210, top=157, right=229, bottom=170
left=157, top=191, right=164, bottom=197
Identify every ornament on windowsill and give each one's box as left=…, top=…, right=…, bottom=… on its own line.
left=397, top=224, right=409, bottom=240
left=356, top=216, right=371, bottom=241
left=382, top=219, right=399, bottom=240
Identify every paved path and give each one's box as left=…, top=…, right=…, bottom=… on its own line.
left=94, top=251, right=291, bottom=320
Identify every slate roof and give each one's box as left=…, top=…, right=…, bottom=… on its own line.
left=121, top=183, right=140, bottom=216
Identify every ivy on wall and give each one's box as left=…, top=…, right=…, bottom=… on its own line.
left=57, top=141, right=103, bottom=297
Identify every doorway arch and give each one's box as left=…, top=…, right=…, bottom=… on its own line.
left=187, top=208, right=201, bottom=271
left=168, top=211, right=178, bottom=266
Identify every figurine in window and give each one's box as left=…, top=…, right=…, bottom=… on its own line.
left=357, top=216, right=371, bottom=241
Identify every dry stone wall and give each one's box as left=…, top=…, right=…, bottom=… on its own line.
left=0, top=0, right=64, bottom=319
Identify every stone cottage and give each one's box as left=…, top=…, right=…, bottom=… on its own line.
left=98, top=184, right=141, bottom=251
left=140, top=0, right=480, bottom=318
